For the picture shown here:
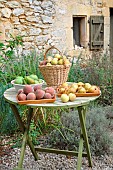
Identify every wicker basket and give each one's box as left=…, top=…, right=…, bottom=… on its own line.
left=39, top=46, right=71, bottom=87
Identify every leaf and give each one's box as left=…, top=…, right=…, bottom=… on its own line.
left=5, top=50, right=14, bottom=57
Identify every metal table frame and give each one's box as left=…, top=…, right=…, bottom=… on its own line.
left=4, top=87, right=100, bottom=170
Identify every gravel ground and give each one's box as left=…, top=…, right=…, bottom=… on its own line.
left=0, top=146, right=113, bottom=170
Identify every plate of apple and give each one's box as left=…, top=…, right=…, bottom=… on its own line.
left=57, top=82, right=101, bottom=97
left=16, top=85, right=56, bottom=105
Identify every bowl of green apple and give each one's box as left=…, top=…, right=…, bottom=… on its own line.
left=11, top=74, right=45, bottom=92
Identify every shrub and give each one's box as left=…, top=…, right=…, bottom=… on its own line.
left=46, top=106, right=113, bottom=156
left=68, top=51, right=113, bottom=105
left=0, top=83, right=18, bottom=134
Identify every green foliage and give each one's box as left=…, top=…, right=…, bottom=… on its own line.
left=46, top=106, right=113, bottom=156
left=68, top=51, right=113, bottom=105
left=29, top=121, right=40, bottom=145
left=0, top=83, right=18, bottom=134
left=0, top=37, right=43, bottom=84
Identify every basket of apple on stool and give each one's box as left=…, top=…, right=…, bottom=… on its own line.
left=39, top=46, right=71, bottom=88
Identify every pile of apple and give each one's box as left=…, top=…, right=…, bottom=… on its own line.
left=14, top=74, right=43, bottom=85
left=40, top=54, right=70, bottom=66
left=17, top=85, right=55, bottom=101
left=57, top=82, right=100, bottom=101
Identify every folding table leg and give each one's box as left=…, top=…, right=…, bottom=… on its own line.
left=10, top=104, right=38, bottom=169
left=77, top=106, right=92, bottom=168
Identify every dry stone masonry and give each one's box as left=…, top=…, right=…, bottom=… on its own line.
left=0, top=0, right=113, bottom=56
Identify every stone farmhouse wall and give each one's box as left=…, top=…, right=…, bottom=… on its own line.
left=0, top=0, right=113, bottom=57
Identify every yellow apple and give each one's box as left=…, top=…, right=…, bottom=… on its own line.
left=61, top=94, right=69, bottom=103
left=71, top=83, right=78, bottom=91
left=84, top=83, right=92, bottom=91
left=47, top=56, right=53, bottom=63
left=68, top=87, right=76, bottom=93
left=77, top=87, right=86, bottom=93
left=77, top=82, right=84, bottom=87
left=59, top=87, right=66, bottom=94
left=68, top=93, right=76, bottom=101
left=62, top=82, right=68, bottom=88
left=63, top=59, right=70, bottom=65
left=58, top=59, right=64, bottom=65
left=51, top=58, right=58, bottom=65
left=62, top=55, right=67, bottom=60
left=54, top=54, right=62, bottom=59
left=88, top=85, right=100, bottom=93
left=46, top=63, right=52, bottom=66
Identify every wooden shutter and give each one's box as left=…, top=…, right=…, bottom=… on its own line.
left=89, top=16, right=104, bottom=50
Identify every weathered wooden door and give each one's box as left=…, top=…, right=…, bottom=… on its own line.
left=89, top=16, right=104, bottom=50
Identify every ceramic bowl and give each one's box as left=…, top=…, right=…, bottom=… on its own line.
left=11, top=79, right=45, bottom=92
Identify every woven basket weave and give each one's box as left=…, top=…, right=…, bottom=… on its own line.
left=39, top=46, right=71, bottom=87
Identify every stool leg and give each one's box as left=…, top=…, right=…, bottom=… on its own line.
left=78, top=106, right=92, bottom=167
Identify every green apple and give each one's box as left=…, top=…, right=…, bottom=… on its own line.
left=29, top=74, right=38, bottom=80
left=15, top=78, right=23, bottom=84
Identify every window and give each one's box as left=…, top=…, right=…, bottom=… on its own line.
left=73, top=16, right=86, bottom=48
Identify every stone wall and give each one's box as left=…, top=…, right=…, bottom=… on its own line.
left=0, top=0, right=112, bottom=57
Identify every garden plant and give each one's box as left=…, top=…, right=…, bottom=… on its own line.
left=0, top=35, right=113, bottom=157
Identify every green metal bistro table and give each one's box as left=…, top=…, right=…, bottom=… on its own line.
left=4, top=87, right=100, bottom=170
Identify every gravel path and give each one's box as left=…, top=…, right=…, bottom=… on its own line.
left=0, top=146, right=113, bottom=170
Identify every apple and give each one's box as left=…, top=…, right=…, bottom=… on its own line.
left=54, top=54, right=62, bottom=59
left=46, top=63, right=52, bottom=66
left=88, top=85, right=100, bottom=93
left=62, top=82, right=68, bottom=88
left=40, top=60, right=47, bottom=65
left=59, top=87, right=66, bottom=94
left=51, top=58, right=58, bottom=65
left=68, top=93, right=76, bottom=101
left=62, top=55, right=67, bottom=60
left=61, top=94, right=69, bottom=103
left=71, top=83, right=78, bottom=91
left=84, top=83, right=92, bottom=91
left=77, top=82, right=84, bottom=87
left=58, top=59, right=64, bottom=65
left=77, top=87, right=86, bottom=93
left=68, top=87, right=76, bottom=93
left=47, top=56, right=53, bottom=63
left=63, top=59, right=70, bottom=65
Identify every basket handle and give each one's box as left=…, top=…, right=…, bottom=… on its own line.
left=44, top=46, right=62, bottom=60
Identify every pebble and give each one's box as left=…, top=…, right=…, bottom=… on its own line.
left=0, top=147, right=113, bottom=170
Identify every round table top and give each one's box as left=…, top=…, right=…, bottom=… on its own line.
left=4, top=87, right=100, bottom=108
left=4, top=87, right=99, bottom=107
